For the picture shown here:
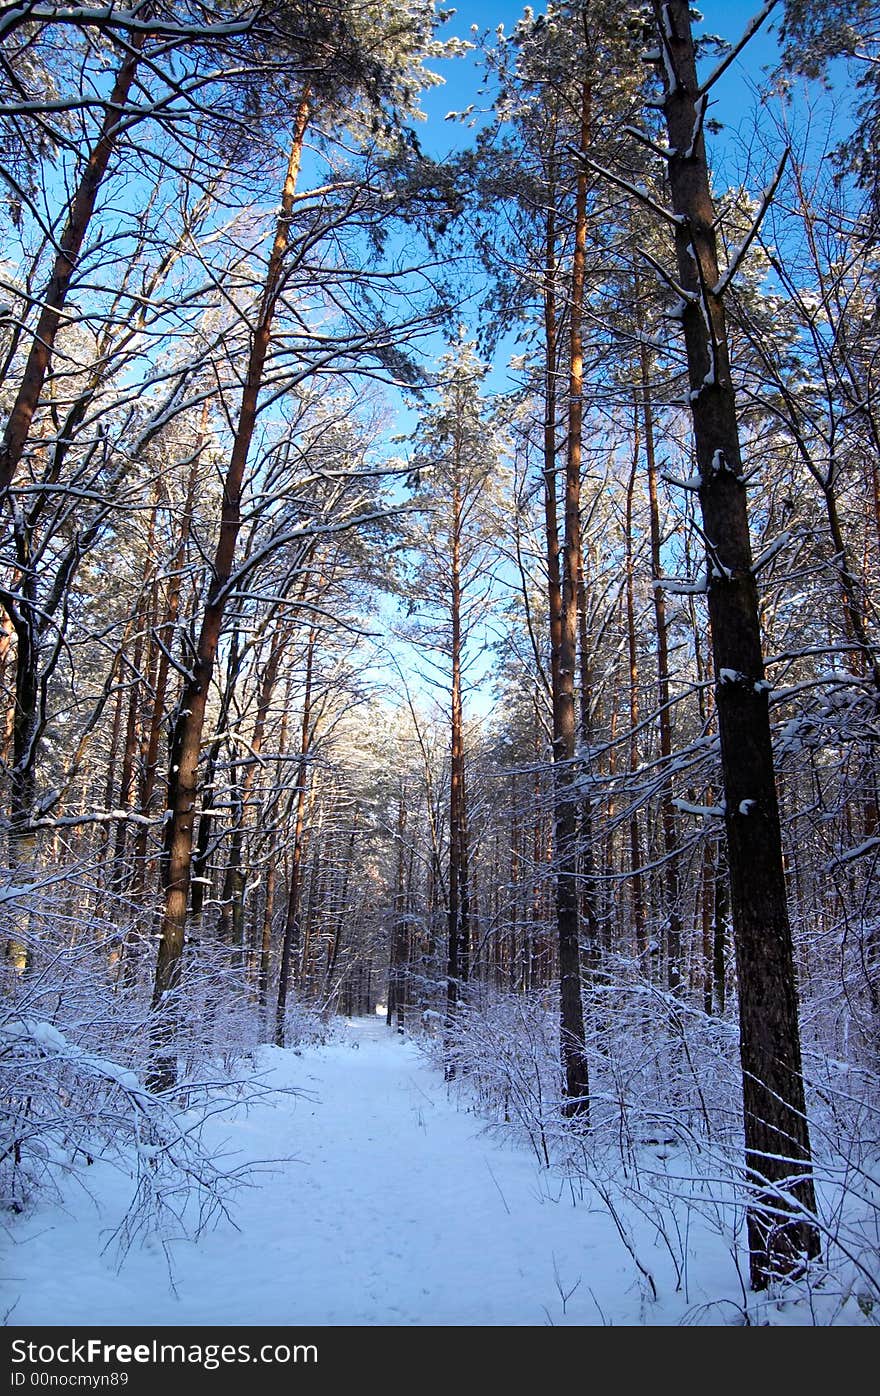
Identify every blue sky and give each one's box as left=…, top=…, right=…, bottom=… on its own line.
left=369, top=1, right=850, bottom=720
left=415, top=0, right=797, bottom=159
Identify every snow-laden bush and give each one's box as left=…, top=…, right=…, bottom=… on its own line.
left=0, top=875, right=292, bottom=1263
left=432, top=975, right=880, bottom=1323
left=432, top=972, right=743, bottom=1164
left=282, top=997, right=344, bottom=1048
left=425, top=990, right=562, bottom=1166
left=0, top=1005, right=257, bottom=1265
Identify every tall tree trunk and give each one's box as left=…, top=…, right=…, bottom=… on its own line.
left=274, top=622, right=317, bottom=1046
left=298, top=808, right=322, bottom=993
left=624, top=447, right=647, bottom=963
left=637, top=310, right=683, bottom=989
left=110, top=482, right=161, bottom=898
left=713, top=839, right=728, bottom=1015
left=217, top=627, right=286, bottom=953
left=323, top=816, right=356, bottom=1013
left=444, top=453, right=471, bottom=1067
left=110, top=627, right=146, bottom=894
left=555, top=78, right=592, bottom=1118
left=700, top=829, right=715, bottom=1014
left=188, top=624, right=244, bottom=927
left=530, top=705, right=547, bottom=989
left=150, top=97, right=311, bottom=1085
left=651, top=0, right=819, bottom=1285
left=0, top=607, right=15, bottom=767
left=576, top=553, right=601, bottom=970
left=538, top=103, right=589, bottom=1108
left=389, top=789, right=409, bottom=1033
left=3, top=530, right=41, bottom=970
left=130, top=439, right=202, bottom=902
left=0, top=26, right=147, bottom=499
left=258, top=706, right=289, bottom=1009
left=258, top=859, right=277, bottom=1007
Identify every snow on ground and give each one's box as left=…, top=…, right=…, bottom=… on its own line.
left=0, top=1018, right=861, bottom=1326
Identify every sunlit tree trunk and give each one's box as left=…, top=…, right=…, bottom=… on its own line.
left=150, top=97, right=311, bottom=1086
left=554, top=77, right=592, bottom=1117
left=636, top=313, right=683, bottom=989
left=445, top=446, right=472, bottom=1061
left=274, top=621, right=317, bottom=1047
left=0, top=27, right=148, bottom=499
left=624, top=451, right=647, bottom=962
left=130, top=441, right=202, bottom=905
left=388, top=787, right=409, bottom=1033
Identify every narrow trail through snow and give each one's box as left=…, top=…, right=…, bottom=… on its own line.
left=2, top=1018, right=727, bottom=1326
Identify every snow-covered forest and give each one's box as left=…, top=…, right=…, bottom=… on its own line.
left=1, top=0, right=878, bottom=1332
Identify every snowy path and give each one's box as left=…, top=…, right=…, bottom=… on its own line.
left=3, top=1018, right=732, bottom=1326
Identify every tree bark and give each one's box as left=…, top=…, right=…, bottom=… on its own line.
left=389, top=789, right=409, bottom=1033
left=0, top=26, right=148, bottom=499
left=637, top=311, right=683, bottom=989
left=150, top=96, right=311, bottom=1085
left=554, top=78, right=592, bottom=1118
left=651, top=0, right=819, bottom=1285
left=444, top=441, right=472, bottom=1068
left=274, top=622, right=317, bottom=1047
left=624, top=446, right=647, bottom=963
left=217, top=626, right=286, bottom=953
left=130, top=439, right=202, bottom=903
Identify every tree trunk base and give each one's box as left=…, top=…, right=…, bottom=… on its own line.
left=747, top=1184, right=821, bottom=1291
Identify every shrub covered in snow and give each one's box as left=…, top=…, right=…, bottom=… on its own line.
left=0, top=889, right=306, bottom=1262
left=0, top=1003, right=253, bottom=1267
left=429, top=973, right=880, bottom=1323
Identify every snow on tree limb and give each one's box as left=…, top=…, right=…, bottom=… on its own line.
left=714, top=149, right=790, bottom=298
